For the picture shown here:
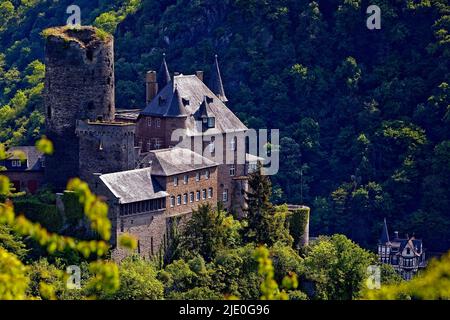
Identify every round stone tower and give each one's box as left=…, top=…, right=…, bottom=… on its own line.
left=44, top=26, right=115, bottom=190
left=288, top=205, right=311, bottom=248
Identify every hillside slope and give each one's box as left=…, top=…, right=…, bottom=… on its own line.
left=0, top=0, right=449, bottom=250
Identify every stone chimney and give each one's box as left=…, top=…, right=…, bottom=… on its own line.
left=146, top=71, right=157, bottom=105
left=196, top=71, right=204, bottom=82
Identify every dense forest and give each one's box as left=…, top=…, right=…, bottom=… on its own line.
left=0, top=0, right=449, bottom=252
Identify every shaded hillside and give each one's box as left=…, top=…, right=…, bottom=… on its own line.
left=0, top=0, right=449, bottom=250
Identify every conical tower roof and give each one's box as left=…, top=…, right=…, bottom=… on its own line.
left=157, top=53, right=171, bottom=90
left=165, top=85, right=187, bottom=118
left=380, top=218, right=390, bottom=244
left=208, top=55, right=228, bottom=103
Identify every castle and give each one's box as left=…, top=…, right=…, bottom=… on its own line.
left=35, top=26, right=262, bottom=259
left=378, top=219, right=427, bottom=280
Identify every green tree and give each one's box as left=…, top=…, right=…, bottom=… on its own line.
left=179, top=203, right=242, bottom=261
left=100, top=256, right=164, bottom=300
left=244, top=165, right=292, bottom=246
left=303, top=234, right=374, bottom=300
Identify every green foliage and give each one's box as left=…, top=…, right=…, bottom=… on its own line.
left=35, top=136, right=53, bottom=155
left=67, top=178, right=111, bottom=241
left=365, top=251, right=450, bottom=300
left=100, top=256, right=163, bottom=300
left=303, top=235, right=375, bottom=300
left=13, top=198, right=62, bottom=232
left=0, top=0, right=448, bottom=251
left=254, top=245, right=297, bottom=300
left=179, top=203, right=242, bottom=261
left=0, top=224, right=28, bottom=259
left=244, top=165, right=292, bottom=246
left=289, top=207, right=310, bottom=248
left=0, top=247, right=28, bottom=300
left=61, top=191, right=83, bottom=224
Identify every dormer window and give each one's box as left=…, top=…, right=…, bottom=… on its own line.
left=11, top=160, right=21, bottom=167
left=182, top=98, right=190, bottom=106
left=207, top=117, right=215, bottom=128
left=158, top=96, right=166, bottom=106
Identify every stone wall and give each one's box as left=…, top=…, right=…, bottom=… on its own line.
left=76, top=120, right=136, bottom=188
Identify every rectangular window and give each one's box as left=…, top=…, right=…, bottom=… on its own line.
left=173, top=176, right=178, bottom=186
left=183, top=193, right=188, bottom=204
left=230, top=138, right=236, bottom=151
left=183, top=175, right=188, bottom=184
left=196, top=172, right=200, bottom=182
left=196, top=191, right=200, bottom=201
left=147, top=142, right=152, bottom=150
left=147, top=118, right=152, bottom=127
left=223, top=189, right=228, bottom=202
left=208, top=142, right=215, bottom=153
left=207, top=117, right=215, bottom=128
left=11, top=160, right=21, bottom=167
left=208, top=188, right=213, bottom=199
left=170, top=196, right=175, bottom=208
left=205, top=170, right=210, bottom=180
left=155, top=118, right=161, bottom=128
left=154, top=138, right=162, bottom=149
left=230, top=165, right=236, bottom=176
left=151, top=237, right=154, bottom=256
left=202, top=189, right=207, bottom=200
left=177, top=195, right=181, bottom=206
left=190, top=192, right=194, bottom=203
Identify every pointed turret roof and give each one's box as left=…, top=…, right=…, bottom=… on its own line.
left=157, top=53, right=171, bottom=90
left=165, top=85, right=187, bottom=118
left=208, top=55, right=228, bottom=103
left=380, top=218, right=390, bottom=244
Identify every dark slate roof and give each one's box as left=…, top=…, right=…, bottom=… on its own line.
left=157, top=54, right=171, bottom=90
left=141, top=74, right=247, bottom=135
left=165, top=87, right=187, bottom=117
left=380, top=218, right=390, bottom=244
left=208, top=55, right=228, bottom=103
left=398, top=238, right=423, bottom=256
left=100, top=168, right=168, bottom=204
left=7, top=146, right=44, bottom=171
left=144, top=148, right=217, bottom=176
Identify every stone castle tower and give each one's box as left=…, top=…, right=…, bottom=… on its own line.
left=76, top=120, right=136, bottom=188
left=44, top=26, right=133, bottom=190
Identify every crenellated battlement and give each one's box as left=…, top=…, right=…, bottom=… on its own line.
left=76, top=120, right=135, bottom=137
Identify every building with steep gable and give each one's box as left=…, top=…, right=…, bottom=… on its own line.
left=378, top=219, right=427, bottom=280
